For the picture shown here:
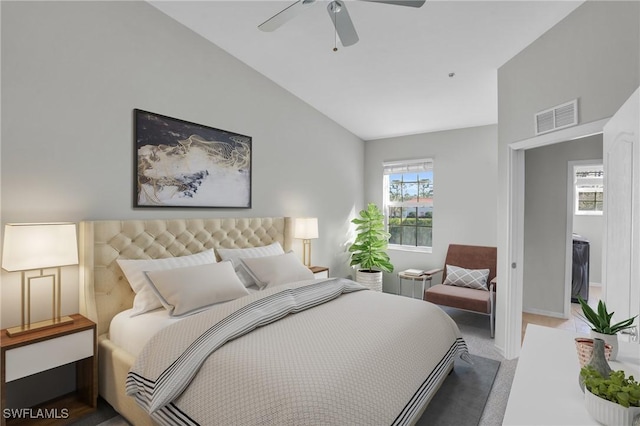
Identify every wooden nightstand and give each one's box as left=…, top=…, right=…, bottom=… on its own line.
left=0, top=314, right=97, bottom=425
left=309, top=266, right=329, bottom=279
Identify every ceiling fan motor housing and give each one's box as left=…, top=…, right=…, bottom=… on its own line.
left=259, top=0, right=425, bottom=48
left=329, top=1, right=343, bottom=13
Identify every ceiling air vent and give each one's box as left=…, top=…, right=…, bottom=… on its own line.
left=535, top=99, right=578, bottom=135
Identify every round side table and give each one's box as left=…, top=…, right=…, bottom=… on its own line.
left=397, top=271, right=433, bottom=299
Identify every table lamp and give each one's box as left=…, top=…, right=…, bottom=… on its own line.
left=293, top=217, right=318, bottom=268
left=2, top=222, right=78, bottom=336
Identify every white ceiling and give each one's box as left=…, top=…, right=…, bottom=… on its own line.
left=150, top=0, right=583, bottom=140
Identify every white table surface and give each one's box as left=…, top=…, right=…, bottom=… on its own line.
left=503, top=324, right=640, bottom=426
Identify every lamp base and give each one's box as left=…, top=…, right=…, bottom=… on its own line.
left=6, top=316, right=74, bottom=337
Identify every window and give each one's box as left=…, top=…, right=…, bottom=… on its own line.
left=574, top=165, right=604, bottom=215
left=383, top=159, right=433, bottom=251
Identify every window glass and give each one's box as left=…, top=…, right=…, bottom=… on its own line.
left=575, top=165, right=603, bottom=215
left=383, top=159, right=433, bottom=250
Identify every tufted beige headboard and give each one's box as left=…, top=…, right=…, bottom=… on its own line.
left=79, top=217, right=293, bottom=337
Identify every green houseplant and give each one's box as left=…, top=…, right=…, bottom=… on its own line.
left=581, top=366, right=640, bottom=408
left=349, top=203, right=393, bottom=291
left=581, top=365, right=640, bottom=425
left=577, top=296, right=637, bottom=360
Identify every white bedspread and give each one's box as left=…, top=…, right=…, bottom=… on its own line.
left=110, top=309, right=181, bottom=357
left=126, top=278, right=469, bottom=426
left=109, top=285, right=263, bottom=356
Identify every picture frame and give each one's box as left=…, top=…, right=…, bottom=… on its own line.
left=134, top=109, right=252, bottom=208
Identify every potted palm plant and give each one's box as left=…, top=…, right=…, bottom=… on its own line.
left=577, top=296, right=637, bottom=360
left=349, top=203, right=393, bottom=291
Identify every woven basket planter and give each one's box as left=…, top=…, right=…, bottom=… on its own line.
left=355, top=270, right=383, bottom=292
left=575, top=337, right=612, bottom=367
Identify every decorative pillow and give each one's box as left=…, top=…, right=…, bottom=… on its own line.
left=443, top=264, right=490, bottom=291
left=116, top=249, right=216, bottom=317
left=144, top=261, right=249, bottom=317
left=240, top=251, right=314, bottom=289
left=216, top=242, right=284, bottom=287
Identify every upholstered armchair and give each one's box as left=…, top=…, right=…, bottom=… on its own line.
left=423, top=244, right=497, bottom=337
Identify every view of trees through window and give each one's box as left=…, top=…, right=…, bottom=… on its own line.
left=386, top=171, right=433, bottom=248
left=578, top=190, right=603, bottom=212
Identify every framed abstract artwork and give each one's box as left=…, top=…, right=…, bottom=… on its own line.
left=134, top=109, right=252, bottom=208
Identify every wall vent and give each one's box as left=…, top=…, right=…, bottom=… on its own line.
left=535, top=99, right=578, bottom=135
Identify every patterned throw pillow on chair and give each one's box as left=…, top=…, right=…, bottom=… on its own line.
left=443, top=264, right=490, bottom=291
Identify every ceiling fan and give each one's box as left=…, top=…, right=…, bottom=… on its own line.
left=258, top=0, right=426, bottom=48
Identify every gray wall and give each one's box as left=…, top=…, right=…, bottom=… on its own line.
left=364, top=125, right=498, bottom=295
left=496, top=0, right=639, bottom=352
left=498, top=1, right=640, bottom=145
left=523, top=134, right=602, bottom=316
left=1, top=1, right=364, bottom=328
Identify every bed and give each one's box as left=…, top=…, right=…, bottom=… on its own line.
left=78, top=217, right=469, bottom=426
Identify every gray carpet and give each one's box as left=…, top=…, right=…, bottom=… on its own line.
left=440, top=307, right=519, bottom=426
left=70, top=397, right=121, bottom=426
left=417, top=354, right=500, bottom=426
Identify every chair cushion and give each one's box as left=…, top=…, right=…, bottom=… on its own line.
left=443, top=264, right=490, bottom=290
left=425, top=284, right=492, bottom=314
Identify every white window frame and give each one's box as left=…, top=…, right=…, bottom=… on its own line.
left=383, top=158, right=434, bottom=253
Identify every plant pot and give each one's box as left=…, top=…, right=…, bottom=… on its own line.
left=590, top=331, right=619, bottom=361
left=585, top=388, right=640, bottom=426
left=575, top=338, right=612, bottom=367
left=355, top=269, right=383, bottom=292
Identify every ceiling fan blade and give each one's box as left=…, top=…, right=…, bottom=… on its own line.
left=258, top=0, right=317, bottom=32
left=359, top=0, right=426, bottom=8
left=327, top=1, right=359, bottom=47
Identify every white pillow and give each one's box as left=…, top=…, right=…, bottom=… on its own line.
left=216, top=242, right=284, bottom=287
left=443, top=264, right=490, bottom=291
left=145, top=261, right=249, bottom=317
left=240, top=251, right=314, bottom=289
left=117, top=249, right=216, bottom=316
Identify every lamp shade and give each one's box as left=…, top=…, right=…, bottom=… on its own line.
left=293, top=217, right=319, bottom=240
left=2, top=223, right=79, bottom=271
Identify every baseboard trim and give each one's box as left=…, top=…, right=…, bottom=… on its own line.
left=523, top=307, right=567, bottom=319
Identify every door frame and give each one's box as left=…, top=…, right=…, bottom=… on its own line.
left=503, top=118, right=610, bottom=359
left=602, top=88, right=640, bottom=343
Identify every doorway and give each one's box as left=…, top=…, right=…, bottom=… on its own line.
left=520, top=135, right=603, bottom=321
left=502, top=90, right=640, bottom=359
left=500, top=118, right=609, bottom=359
